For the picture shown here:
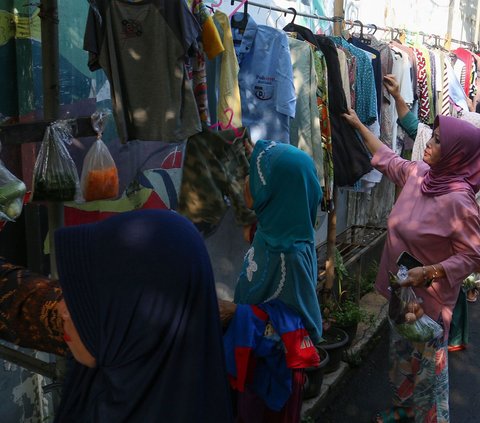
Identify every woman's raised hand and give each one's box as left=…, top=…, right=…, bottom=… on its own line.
left=342, top=108, right=363, bottom=130
left=383, top=74, right=401, bottom=99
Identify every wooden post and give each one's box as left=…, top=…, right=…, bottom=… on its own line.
left=324, top=0, right=344, bottom=300
left=324, top=190, right=338, bottom=300
left=39, top=0, right=66, bottom=409
left=40, top=0, right=63, bottom=281
left=333, top=0, right=344, bottom=37
left=475, top=4, right=480, bottom=46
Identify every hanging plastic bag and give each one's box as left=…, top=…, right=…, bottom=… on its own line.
left=80, top=110, right=119, bottom=201
left=32, top=121, right=80, bottom=202
left=0, top=150, right=27, bottom=221
left=388, top=267, right=443, bottom=343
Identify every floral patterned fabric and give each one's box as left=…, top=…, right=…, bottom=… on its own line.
left=389, top=328, right=449, bottom=423
left=0, top=258, right=66, bottom=356
left=313, top=49, right=333, bottom=211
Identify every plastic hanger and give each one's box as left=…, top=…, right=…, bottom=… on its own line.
left=353, top=20, right=371, bottom=45
left=367, top=24, right=377, bottom=36
left=206, top=0, right=222, bottom=13
left=230, top=1, right=248, bottom=30
left=341, top=19, right=354, bottom=40
left=287, top=7, right=297, bottom=25
left=229, top=0, right=247, bottom=19
left=210, top=108, right=243, bottom=139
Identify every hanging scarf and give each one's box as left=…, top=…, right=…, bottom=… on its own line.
left=422, top=115, right=480, bottom=199
left=54, top=210, right=232, bottom=423
left=234, top=140, right=323, bottom=343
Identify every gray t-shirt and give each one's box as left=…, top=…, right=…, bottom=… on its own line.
left=84, top=0, right=202, bottom=143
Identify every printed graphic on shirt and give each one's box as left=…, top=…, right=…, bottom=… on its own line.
left=121, top=19, right=143, bottom=38
left=254, top=75, right=275, bottom=101
left=300, top=336, right=314, bottom=349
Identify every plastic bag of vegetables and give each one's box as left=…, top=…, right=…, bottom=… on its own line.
left=80, top=110, right=119, bottom=201
left=32, top=121, right=80, bottom=202
left=388, top=270, right=443, bottom=343
left=0, top=159, right=26, bottom=221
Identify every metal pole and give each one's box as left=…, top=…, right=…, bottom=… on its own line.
left=0, top=344, right=57, bottom=380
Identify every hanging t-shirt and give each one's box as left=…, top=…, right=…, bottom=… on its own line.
left=231, top=13, right=296, bottom=143
left=83, top=0, right=202, bottom=143
left=288, top=37, right=323, bottom=185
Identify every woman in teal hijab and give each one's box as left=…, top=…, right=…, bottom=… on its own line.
left=234, top=140, right=323, bottom=343
left=220, top=140, right=323, bottom=423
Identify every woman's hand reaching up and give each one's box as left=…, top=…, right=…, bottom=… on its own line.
left=342, top=108, right=364, bottom=130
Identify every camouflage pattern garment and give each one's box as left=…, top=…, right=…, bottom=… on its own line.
left=0, top=258, right=67, bottom=356
left=178, top=125, right=257, bottom=235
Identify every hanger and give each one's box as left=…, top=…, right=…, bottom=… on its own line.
left=230, top=0, right=248, bottom=30
left=264, top=5, right=272, bottom=24
left=229, top=0, right=247, bottom=18
left=274, top=12, right=282, bottom=29
left=353, top=20, right=371, bottom=45
left=434, top=34, right=449, bottom=53
left=287, top=7, right=297, bottom=25
left=391, top=28, right=406, bottom=44
left=210, top=108, right=243, bottom=139
left=312, top=10, right=324, bottom=35
left=341, top=19, right=353, bottom=40
left=367, top=24, right=377, bottom=36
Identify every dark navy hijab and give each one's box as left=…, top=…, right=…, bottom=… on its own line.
left=54, top=210, right=232, bottom=422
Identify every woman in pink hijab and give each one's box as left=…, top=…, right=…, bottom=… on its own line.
left=343, top=108, right=480, bottom=423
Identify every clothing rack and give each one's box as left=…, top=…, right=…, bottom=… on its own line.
left=229, top=0, right=478, bottom=51
left=228, top=0, right=479, bottom=298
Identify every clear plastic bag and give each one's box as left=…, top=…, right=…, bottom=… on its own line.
left=32, top=121, right=80, bottom=202
left=0, top=157, right=26, bottom=221
left=80, top=110, right=119, bottom=201
left=388, top=269, right=444, bottom=343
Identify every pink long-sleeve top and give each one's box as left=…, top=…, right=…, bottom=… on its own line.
left=372, top=144, right=480, bottom=339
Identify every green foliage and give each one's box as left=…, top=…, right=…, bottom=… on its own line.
left=359, top=260, right=378, bottom=297
left=334, top=247, right=349, bottom=283
left=321, top=249, right=377, bottom=330
left=343, top=350, right=363, bottom=367
left=330, top=299, right=372, bottom=327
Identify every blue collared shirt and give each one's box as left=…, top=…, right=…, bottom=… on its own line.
left=232, top=14, right=296, bottom=143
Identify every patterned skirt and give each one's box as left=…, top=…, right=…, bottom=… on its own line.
left=388, top=328, right=449, bottom=423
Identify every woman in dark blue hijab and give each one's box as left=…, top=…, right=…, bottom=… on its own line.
left=54, top=209, right=233, bottom=422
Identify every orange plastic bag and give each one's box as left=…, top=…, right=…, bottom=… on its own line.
left=83, top=164, right=119, bottom=201
left=80, top=111, right=119, bottom=201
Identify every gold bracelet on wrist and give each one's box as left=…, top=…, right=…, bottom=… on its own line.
left=423, top=266, right=433, bottom=287
left=431, top=264, right=439, bottom=279
left=422, top=266, right=427, bottom=281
